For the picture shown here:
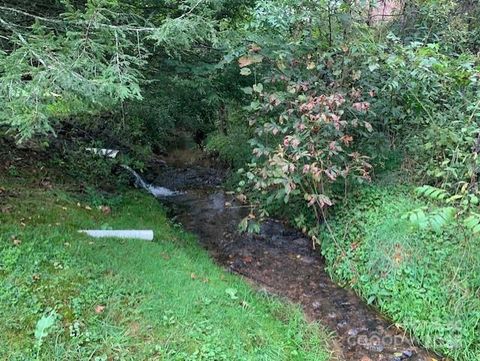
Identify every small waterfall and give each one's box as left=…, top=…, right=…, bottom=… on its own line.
left=121, top=165, right=179, bottom=197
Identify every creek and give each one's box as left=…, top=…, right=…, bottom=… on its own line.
left=124, top=152, right=442, bottom=361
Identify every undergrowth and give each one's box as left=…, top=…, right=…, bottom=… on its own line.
left=321, top=186, right=480, bottom=360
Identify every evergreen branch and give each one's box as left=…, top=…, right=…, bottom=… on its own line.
left=0, top=3, right=208, bottom=33
left=0, top=6, right=157, bottom=32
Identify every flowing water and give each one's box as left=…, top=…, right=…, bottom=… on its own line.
left=124, top=156, right=444, bottom=361
left=121, top=165, right=179, bottom=197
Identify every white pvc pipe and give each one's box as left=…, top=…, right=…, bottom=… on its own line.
left=85, top=148, right=120, bottom=158
left=79, top=230, right=154, bottom=241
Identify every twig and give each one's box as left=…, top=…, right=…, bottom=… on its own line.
left=176, top=0, right=206, bottom=20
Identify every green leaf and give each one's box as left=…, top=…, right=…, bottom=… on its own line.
left=253, top=83, right=263, bottom=93
left=473, top=224, right=480, bottom=234
left=35, top=311, right=57, bottom=346
left=238, top=216, right=249, bottom=232
left=368, top=63, right=380, bottom=72
left=241, top=87, right=253, bottom=95
left=247, top=221, right=261, bottom=233
left=464, top=214, right=480, bottom=229
left=225, top=288, right=238, bottom=300
left=240, top=68, right=252, bottom=76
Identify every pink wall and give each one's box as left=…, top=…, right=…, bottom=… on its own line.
left=369, top=0, right=403, bottom=22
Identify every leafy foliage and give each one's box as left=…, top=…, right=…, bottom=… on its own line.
left=3, top=1, right=480, bottom=359
left=375, top=39, right=480, bottom=190
left=0, top=1, right=148, bottom=140
left=229, top=0, right=380, bottom=230
left=410, top=184, right=480, bottom=237
left=0, top=0, right=248, bottom=143
left=321, top=186, right=480, bottom=360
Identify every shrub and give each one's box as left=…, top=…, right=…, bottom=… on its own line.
left=321, top=186, right=480, bottom=360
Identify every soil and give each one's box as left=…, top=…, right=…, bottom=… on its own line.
left=151, top=151, right=444, bottom=361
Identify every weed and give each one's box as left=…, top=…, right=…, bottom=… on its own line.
left=321, top=186, right=480, bottom=360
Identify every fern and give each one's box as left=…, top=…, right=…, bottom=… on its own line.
left=411, top=185, right=480, bottom=234
left=464, top=213, right=480, bottom=234
left=429, top=207, right=457, bottom=232
left=415, top=185, right=450, bottom=201
left=404, top=206, right=456, bottom=233
left=403, top=206, right=429, bottom=229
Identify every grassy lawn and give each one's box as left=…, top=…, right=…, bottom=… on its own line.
left=321, top=186, right=480, bottom=361
left=0, top=176, right=333, bottom=361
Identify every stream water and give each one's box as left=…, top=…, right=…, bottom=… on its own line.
left=126, top=154, right=443, bottom=361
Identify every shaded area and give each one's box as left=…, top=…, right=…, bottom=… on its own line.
left=152, top=160, right=443, bottom=361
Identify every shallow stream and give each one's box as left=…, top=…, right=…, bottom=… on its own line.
left=131, top=154, right=443, bottom=361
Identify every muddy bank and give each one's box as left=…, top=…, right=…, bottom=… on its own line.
left=150, top=155, right=443, bottom=361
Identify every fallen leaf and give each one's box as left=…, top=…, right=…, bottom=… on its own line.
left=100, top=205, right=111, bottom=215
left=238, top=54, right=263, bottom=68
left=128, top=322, right=140, bottom=335
left=249, top=44, right=261, bottom=53
left=236, top=194, right=247, bottom=203
left=1, top=206, right=12, bottom=213
left=40, top=180, right=53, bottom=189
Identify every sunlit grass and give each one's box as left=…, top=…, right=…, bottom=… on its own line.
left=0, top=177, right=333, bottom=360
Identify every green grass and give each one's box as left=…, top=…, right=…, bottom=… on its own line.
left=321, top=185, right=480, bottom=361
left=0, top=177, right=333, bottom=361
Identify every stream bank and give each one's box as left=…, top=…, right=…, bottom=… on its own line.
left=145, top=150, right=443, bottom=361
